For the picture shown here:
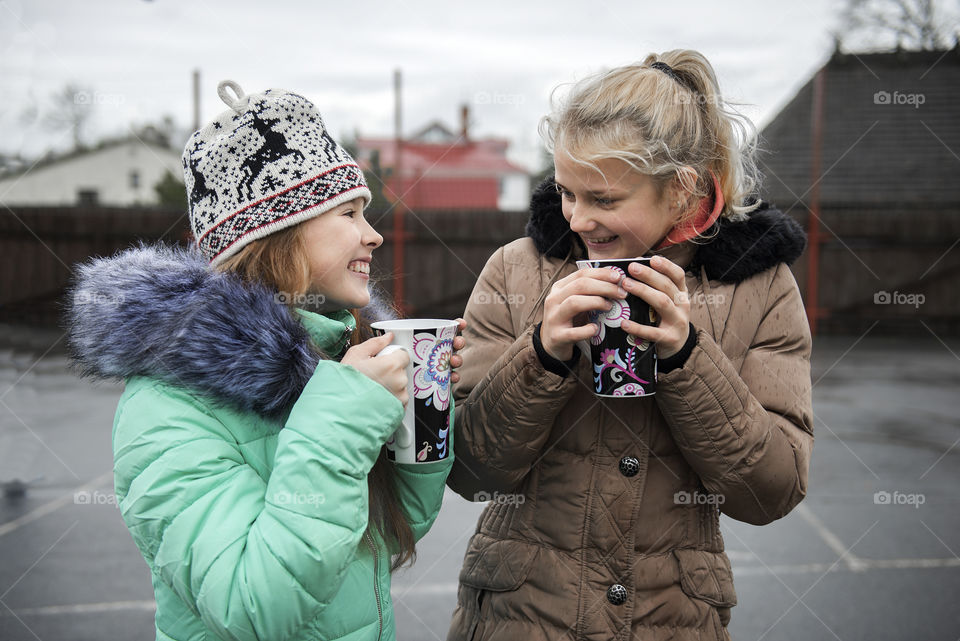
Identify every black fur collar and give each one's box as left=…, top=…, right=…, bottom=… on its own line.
left=524, top=177, right=806, bottom=284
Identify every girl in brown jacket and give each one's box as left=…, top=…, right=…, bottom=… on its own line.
left=446, top=49, right=814, bottom=641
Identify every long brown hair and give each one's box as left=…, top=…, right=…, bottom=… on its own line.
left=217, top=223, right=417, bottom=570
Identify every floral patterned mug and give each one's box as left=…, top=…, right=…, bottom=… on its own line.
left=371, top=319, right=458, bottom=463
left=575, top=258, right=658, bottom=398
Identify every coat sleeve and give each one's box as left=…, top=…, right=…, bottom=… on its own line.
left=446, top=246, right=579, bottom=500
left=655, top=263, right=814, bottom=525
left=112, top=360, right=403, bottom=641
left=390, top=402, right=455, bottom=542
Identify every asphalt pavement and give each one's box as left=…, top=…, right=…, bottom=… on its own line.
left=1, top=325, right=958, bottom=640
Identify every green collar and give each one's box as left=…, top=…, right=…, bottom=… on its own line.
left=294, top=308, right=356, bottom=355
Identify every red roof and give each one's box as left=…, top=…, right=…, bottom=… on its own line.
left=355, top=134, right=528, bottom=210
left=355, top=138, right=526, bottom=178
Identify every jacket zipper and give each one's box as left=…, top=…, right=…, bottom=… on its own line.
left=364, top=531, right=384, bottom=641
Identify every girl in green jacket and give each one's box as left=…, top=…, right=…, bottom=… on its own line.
left=69, top=81, right=461, bottom=641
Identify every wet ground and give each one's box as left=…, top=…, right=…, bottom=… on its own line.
left=1, top=325, right=958, bottom=640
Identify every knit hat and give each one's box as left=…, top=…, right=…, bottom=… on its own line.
left=183, top=80, right=371, bottom=266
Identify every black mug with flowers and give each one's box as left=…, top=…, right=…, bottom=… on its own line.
left=575, top=258, right=658, bottom=397
left=371, top=319, right=458, bottom=462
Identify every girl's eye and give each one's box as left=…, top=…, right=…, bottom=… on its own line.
left=556, top=187, right=575, bottom=201
left=341, top=209, right=356, bottom=218
left=596, top=198, right=614, bottom=207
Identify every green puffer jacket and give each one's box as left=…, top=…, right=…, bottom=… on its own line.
left=68, top=245, right=453, bottom=641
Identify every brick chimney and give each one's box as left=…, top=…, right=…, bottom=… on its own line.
left=460, top=104, right=469, bottom=141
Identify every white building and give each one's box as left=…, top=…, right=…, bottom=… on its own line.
left=0, top=137, right=182, bottom=207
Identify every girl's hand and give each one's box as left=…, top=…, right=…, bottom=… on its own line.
left=541, top=267, right=628, bottom=361
left=341, top=333, right=410, bottom=407
left=449, top=318, right=467, bottom=384
left=621, top=255, right=691, bottom=358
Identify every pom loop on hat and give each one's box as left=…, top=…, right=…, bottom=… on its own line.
left=217, top=80, right=249, bottom=113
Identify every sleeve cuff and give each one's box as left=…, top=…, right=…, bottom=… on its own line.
left=532, top=322, right=581, bottom=377
left=657, top=323, right=697, bottom=374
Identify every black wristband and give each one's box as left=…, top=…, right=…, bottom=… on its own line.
left=657, top=323, right=697, bottom=374
left=532, top=322, right=581, bottom=377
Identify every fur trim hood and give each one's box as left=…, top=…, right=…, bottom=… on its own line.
left=66, top=243, right=394, bottom=419
left=525, top=177, right=806, bottom=283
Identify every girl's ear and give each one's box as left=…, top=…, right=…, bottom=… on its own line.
left=669, top=166, right=699, bottom=216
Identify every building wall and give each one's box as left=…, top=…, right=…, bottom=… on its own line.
left=0, top=142, right=182, bottom=207
left=498, top=172, right=531, bottom=211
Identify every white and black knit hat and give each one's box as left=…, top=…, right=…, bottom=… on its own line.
left=183, top=80, right=371, bottom=266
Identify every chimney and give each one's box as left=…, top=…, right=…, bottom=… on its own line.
left=460, top=104, right=469, bottom=141
left=192, top=69, right=201, bottom=132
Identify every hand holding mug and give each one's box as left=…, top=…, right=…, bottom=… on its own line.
left=540, top=267, right=628, bottom=361
left=449, top=317, right=467, bottom=384
left=575, top=258, right=661, bottom=397
left=341, top=333, right=410, bottom=407
left=370, top=319, right=459, bottom=464
left=619, top=255, right=690, bottom=359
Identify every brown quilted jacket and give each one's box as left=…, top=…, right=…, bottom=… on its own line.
left=446, top=190, right=814, bottom=641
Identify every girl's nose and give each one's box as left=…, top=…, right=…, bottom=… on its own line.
left=363, top=220, right=383, bottom=248
left=566, top=202, right=596, bottom=233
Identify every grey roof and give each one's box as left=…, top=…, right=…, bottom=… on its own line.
left=0, top=132, right=177, bottom=181
left=759, top=46, right=960, bottom=208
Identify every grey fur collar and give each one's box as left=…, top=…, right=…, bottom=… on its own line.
left=66, top=243, right=394, bottom=419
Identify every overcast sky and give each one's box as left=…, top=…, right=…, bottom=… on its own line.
left=1, top=0, right=844, bottom=171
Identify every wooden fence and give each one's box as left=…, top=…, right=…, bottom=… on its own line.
left=789, top=203, right=960, bottom=335
left=1, top=204, right=958, bottom=334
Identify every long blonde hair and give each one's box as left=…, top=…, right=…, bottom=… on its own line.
left=541, top=49, right=761, bottom=225
left=215, top=224, right=416, bottom=570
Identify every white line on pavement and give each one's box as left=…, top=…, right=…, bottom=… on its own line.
left=735, top=556, right=960, bottom=577
left=795, top=503, right=868, bottom=571
left=0, top=600, right=155, bottom=617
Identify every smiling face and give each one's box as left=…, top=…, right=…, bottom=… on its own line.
left=554, top=152, right=681, bottom=260
left=300, top=197, right=383, bottom=310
